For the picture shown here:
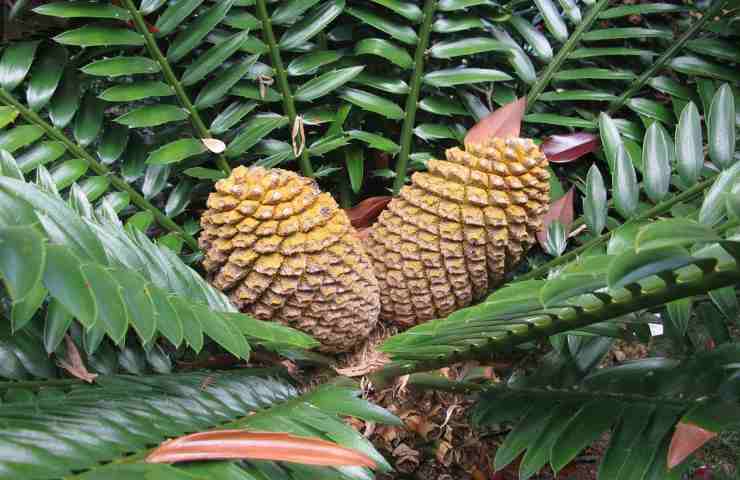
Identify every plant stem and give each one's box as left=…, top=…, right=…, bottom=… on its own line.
left=526, top=0, right=611, bottom=111
left=120, top=0, right=231, bottom=175
left=607, top=0, right=728, bottom=114
left=0, top=88, right=199, bottom=251
left=407, top=373, right=710, bottom=407
left=516, top=175, right=714, bottom=282
left=255, top=0, right=314, bottom=177
left=392, top=0, right=437, bottom=195
left=370, top=263, right=740, bottom=385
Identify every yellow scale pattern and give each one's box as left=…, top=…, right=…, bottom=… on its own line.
left=363, top=137, right=550, bottom=327
left=199, top=166, right=380, bottom=353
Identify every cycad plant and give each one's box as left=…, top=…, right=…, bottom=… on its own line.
left=1, top=0, right=739, bottom=478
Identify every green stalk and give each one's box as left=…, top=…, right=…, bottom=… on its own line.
left=515, top=175, right=715, bottom=282
left=120, top=0, right=231, bottom=175
left=255, top=0, right=314, bottom=177
left=392, top=0, right=438, bottom=195
left=0, top=88, right=199, bottom=251
left=607, top=0, right=728, bottom=114
left=371, top=263, right=740, bottom=385
left=526, top=0, right=611, bottom=111
left=407, top=373, right=710, bottom=408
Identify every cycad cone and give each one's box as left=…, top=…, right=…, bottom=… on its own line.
left=199, top=137, right=549, bottom=351
left=199, top=166, right=380, bottom=353
left=364, top=137, right=549, bottom=327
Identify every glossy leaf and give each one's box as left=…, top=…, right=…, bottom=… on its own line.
left=167, top=0, right=235, bottom=63
left=147, top=138, right=206, bottom=165
left=584, top=165, right=607, bottom=235
left=699, top=162, right=740, bottom=225
left=642, top=122, right=673, bottom=203
left=114, top=105, right=189, bottom=128
left=227, top=113, right=289, bottom=157
left=154, top=0, right=202, bottom=36
left=294, top=67, right=364, bottom=102
left=509, top=16, right=552, bottom=62
left=346, top=6, right=418, bottom=45
left=181, top=31, right=250, bottom=86
left=33, top=2, right=130, bottom=20
left=355, top=38, right=412, bottom=69
left=607, top=246, right=693, bottom=288
left=671, top=56, right=740, bottom=83
left=598, top=113, right=621, bottom=169
left=551, top=401, right=623, bottom=473
left=287, top=51, right=343, bottom=76
left=0, top=41, right=39, bottom=91
left=73, top=93, right=105, bottom=147
left=194, top=55, right=259, bottom=108
left=54, top=26, right=145, bottom=46
left=344, top=146, right=364, bottom=194
left=636, top=219, right=718, bottom=253
left=99, top=81, right=174, bottom=102
left=97, top=124, right=129, bottom=165
left=534, top=0, right=568, bottom=42
left=0, top=225, right=45, bottom=303
left=707, top=84, right=736, bottom=170
left=612, top=144, right=638, bottom=219
left=210, top=101, right=257, bottom=135
left=51, top=159, right=88, bottom=190
left=81, top=56, right=159, bottom=77
left=428, top=38, right=513, bottom=59
left=423, top=68, right=512, bottom=87
left=627, top=98, right=675, bottom=126
left=675, top=102, right=703, bottom=185
left=279, top=0, right=345, bottom=50
left=26, top=43, right=67, bottom=111
left=338, top=88, right=404, bottom=120
left=0, top=125, right=44, bottom=154
left=16, top=141, right=66, bottom=173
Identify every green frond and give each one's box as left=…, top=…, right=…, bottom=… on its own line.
left=374, top=214, right=740, bottom=377
left=0, top=370, right=396, bottom=479
left=463, top=343, right=740, bottom=479
left=0, top=152, right=318, bottom=356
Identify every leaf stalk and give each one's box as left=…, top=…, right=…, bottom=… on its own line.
left=255, top=0, right=314, bottom=177
left=392, top=0, right=438, bottom=195
left=120, top=0, right=232, bottom=175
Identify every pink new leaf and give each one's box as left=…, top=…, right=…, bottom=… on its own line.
left=465, top=98, right=526, bottom=147
left=536, top=188, right=575, bottom=249
left=667, top=422, right=717, bottom=469
left=542, top=132, right=600, bottom=163
left=146, top=430, right=377, bottom=468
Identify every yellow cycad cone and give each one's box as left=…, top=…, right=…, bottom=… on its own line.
left=199, top=166, right=380, bottom=353
left=363, top=137, right=550, bottom=327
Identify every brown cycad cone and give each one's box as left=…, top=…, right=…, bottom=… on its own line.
left=363, top=137, right=550, bottom=327
left=199, top=166, right=380, bottom=353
